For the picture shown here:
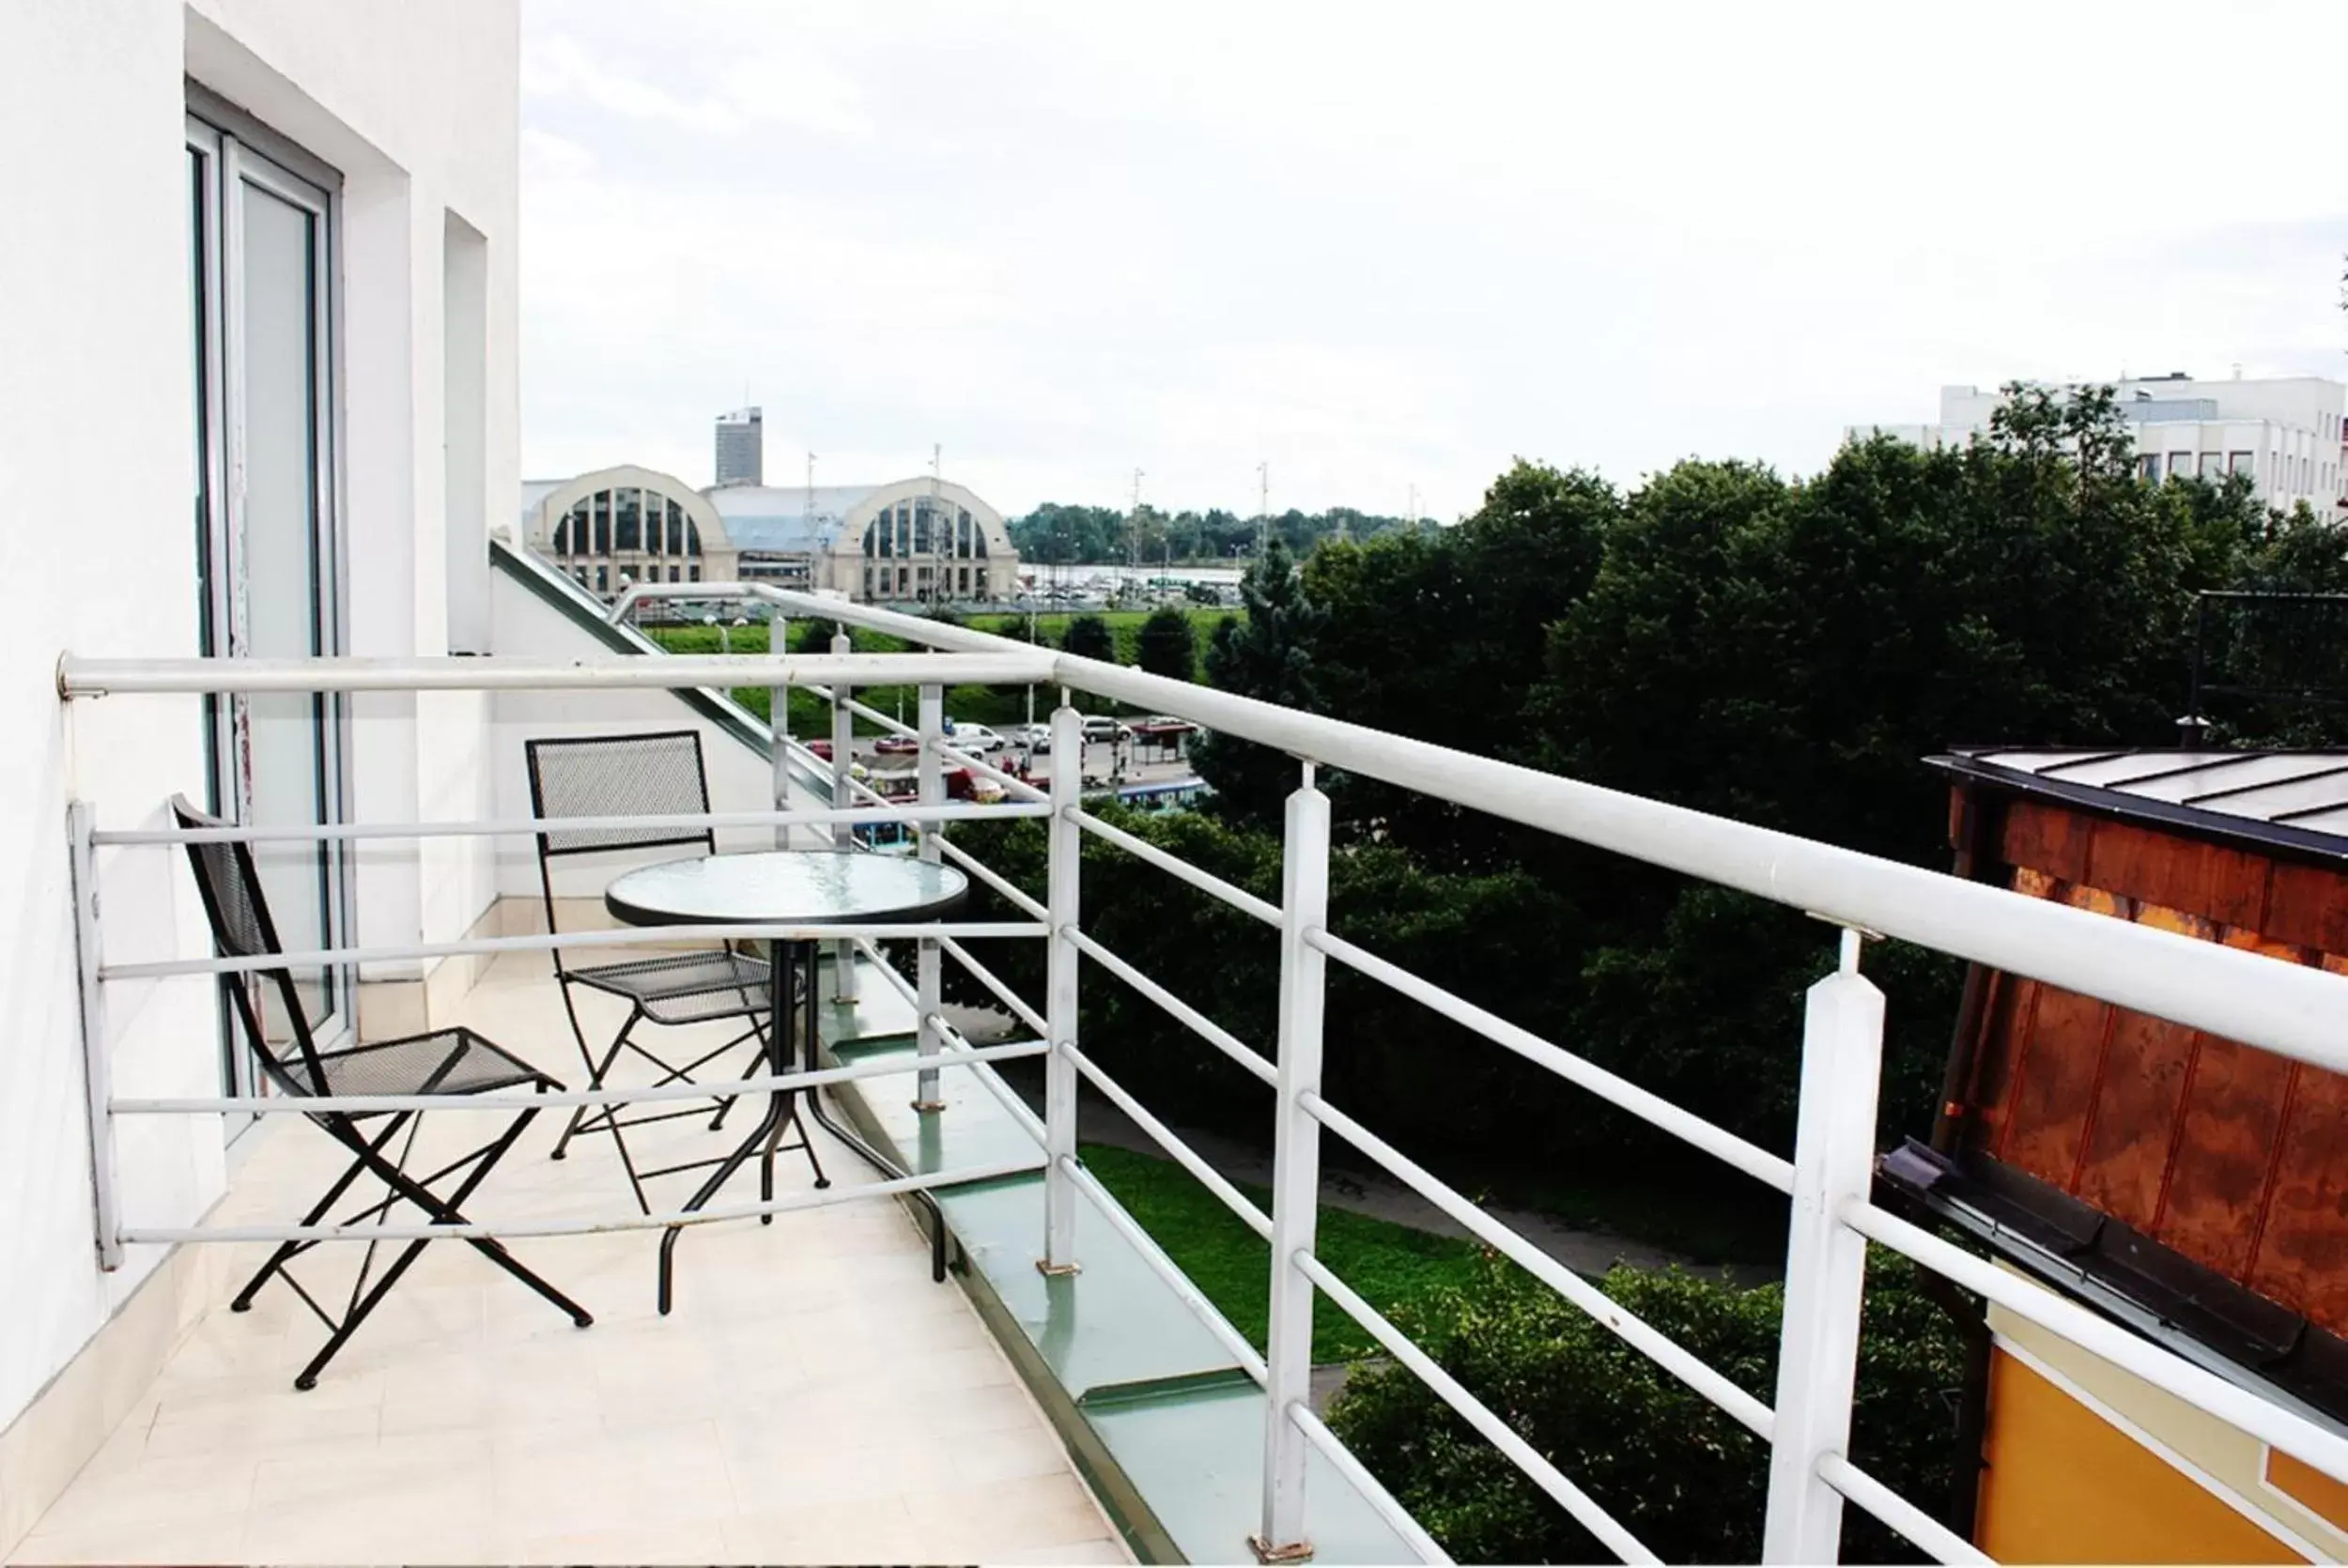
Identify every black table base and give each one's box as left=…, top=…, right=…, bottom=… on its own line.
left=656, top=939, right=950, bottom=1315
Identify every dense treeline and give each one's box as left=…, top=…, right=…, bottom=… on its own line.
left=939, top=388, right=2348, bottom=1560
left=947, top=386, right=2348, bottom=1198
left=1008, top=500, right=1434, bottom=565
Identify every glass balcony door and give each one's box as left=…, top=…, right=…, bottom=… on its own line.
left=187, top=111, right=351, bottom=1130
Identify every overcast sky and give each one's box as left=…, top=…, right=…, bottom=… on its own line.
left=519, top=1, right=2347, bottom=520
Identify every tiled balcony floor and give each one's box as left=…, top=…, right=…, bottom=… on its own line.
left=11, top=953, right=1125, bottom=1566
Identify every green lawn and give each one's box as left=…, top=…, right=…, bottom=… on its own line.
left=965, top=608, right=1231, bottom=675
left=1077, top=1143, right=1491, bottom=1363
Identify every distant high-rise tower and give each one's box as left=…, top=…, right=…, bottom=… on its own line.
left=714, top=407, right=763, bottom=487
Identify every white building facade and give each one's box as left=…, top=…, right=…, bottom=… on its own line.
left=0, top=0, right=523, bottom=1538
left=1851, top=374, right=2348, bottom=513
left=519, top=470, right=1022, bottom=606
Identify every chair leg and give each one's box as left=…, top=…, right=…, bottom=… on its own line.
left=325, top=1111, right=594, bottom=1328
left=232, top=1113, right=411, bottom=1313
left=292, top=1236, right=432, bottom=1391
left=548, top=982, right=608, bottom=1162
left=710, top=1014, right=770, bottom=1133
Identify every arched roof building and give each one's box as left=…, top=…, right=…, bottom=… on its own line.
left=518, top=467, right=1018, bottom=605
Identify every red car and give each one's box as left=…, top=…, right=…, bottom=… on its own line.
left=873, top=734, right=919, bottom=755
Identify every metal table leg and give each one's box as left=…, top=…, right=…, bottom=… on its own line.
left=797, top=945, right=951, bottom=1284
left=657, top=938, right=811, bottom=1314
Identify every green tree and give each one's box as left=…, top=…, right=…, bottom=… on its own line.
left=1303, top=460, right=1614, bottom=862
left=1195, top=537, right=1327, bottom=827
left=1135, top=606, right=1200, bottom=682
left=1330, top=1252, right=1965, bottom=1565
left=1060, top=614, right=1116, bottom=663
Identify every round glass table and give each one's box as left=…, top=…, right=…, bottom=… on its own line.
left=602, top=850, right=968, bottom=1313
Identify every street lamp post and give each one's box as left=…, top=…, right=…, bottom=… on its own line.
left=1023, top=592, right=1039, bottom=729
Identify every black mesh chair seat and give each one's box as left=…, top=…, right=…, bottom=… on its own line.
left=567, top=950, right=776, bottom=1025
left=310, top=1027, right=546, bottom=1102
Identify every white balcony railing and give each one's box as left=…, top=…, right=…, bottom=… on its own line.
left=55, top=606, right=2348, bottom=1566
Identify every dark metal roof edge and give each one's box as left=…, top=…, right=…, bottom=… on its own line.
left=1925, top=751, right=2348, bottom=867
left=1878, top=1153, right=2348, bottom=1439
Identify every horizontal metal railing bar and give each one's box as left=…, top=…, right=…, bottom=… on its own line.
left=1058, top=1154, right=1270, bottom=1384
left=1288, top=1405, right=1455, bottom=1566
left=1816, top=1453, right=1987, bottom=1565
left=101, top=921, right=1047, bottom=981
left=849, top=938, right=1051, bottom=1145
left=1295, top=1251, right=1658, bottom=1565
left=56, top=651, right=1056, bottom=696
left=94, top=801, right=1044, bottom=847
left=741, top=588, right=2348, bottom=1075
left=849, top=925, right=1265, bottom=1386
left=819, top=687, right=908, bottom=737
left=1063, top=928, right=1278, bottom=1087
left=111, top=1038, right=1050, bottom=1115
left=1307, top=928, right=1795, bottom=1194
left=797, top=690, right=1050, bottom=809
left=119, top=1157, right=1044, bottom=1245
left=938, top=935, right=1049, bottom=1038
left=934, top=835, right=1051, bottom=921
left=1069, top=807, right=1283, bottom=927
left=1062, top=1043, right=1274, bottom=1241
left=1843, top=1198, right=2348, bottom=1485
left=1303, top=1088, right=1777, bottom=1440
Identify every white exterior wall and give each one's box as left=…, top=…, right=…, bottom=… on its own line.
left=1858, top=377, right=2348, bottom=512
left=0, top=0, right=517, bottom=1433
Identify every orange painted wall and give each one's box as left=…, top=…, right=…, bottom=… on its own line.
left=1977, top=1349, right=2293, bottom=1564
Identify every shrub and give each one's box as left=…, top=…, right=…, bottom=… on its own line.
left=1328, top=1251, right=1964, bottom=1564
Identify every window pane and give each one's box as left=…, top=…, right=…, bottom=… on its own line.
left=239, top=179, right=337, bottom=1032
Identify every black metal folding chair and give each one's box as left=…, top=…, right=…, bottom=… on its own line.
left=524, top=730, right=778, bottom=1211
left=171, top=796, right=593, bottom=1391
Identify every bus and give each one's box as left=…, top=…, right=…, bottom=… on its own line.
left=1110, top=776, right=1210, bottom=815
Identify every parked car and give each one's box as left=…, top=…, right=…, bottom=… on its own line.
left=1081, top=715, right=1134, bottom=744
left=873, top=733, right=919, bottom=755
left=945, top=721, right=1007, bottom=755
left=1012, top=721, right=1053, bottom=754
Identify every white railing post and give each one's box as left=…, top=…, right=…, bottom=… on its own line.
left=769, top=613, right=790, bottom=850
left=1763, top=930, right=1883, bottom=1564
left=1040, top=698, right=1083, bottom=1274
left=915, top=681, right=946, bottom=1112
left=69, top=801, right=122, bottom=1271
left=829, top=628, right=858, bottom=1001
left=1256, top=765, right=1329, bottom=1563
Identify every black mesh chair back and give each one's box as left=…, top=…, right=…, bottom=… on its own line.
left=172, top=794, right=334, bottom=1099
left=525, top=730, right=717, bottom=977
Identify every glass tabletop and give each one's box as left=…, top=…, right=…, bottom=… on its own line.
left=603, top=851, right=968, bottom=928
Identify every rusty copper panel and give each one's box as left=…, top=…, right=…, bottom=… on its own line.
left=2247, top=1063, right=2348, bottom=1336
left=2085, top=820, right=2270, bottom=929
left=1965, top=972, right=2031, bottom=1160
left=2000, top=983, right=2111, bottom=1191
left=2001, top=799, right=2093, bottom=884
left=2073, top=1007, right=2201, bottom=1231
left=2268, top=859, right=2348, bottom=952
left=2156, top=1035, right=2297, bottom=1283
left=1960, top=790, right=2348, bottom=1333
